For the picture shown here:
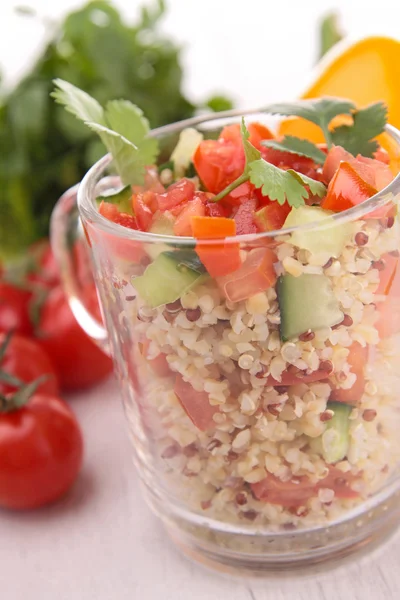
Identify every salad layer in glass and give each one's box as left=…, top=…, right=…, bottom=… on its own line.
left=56, top=82, right=400, bottom=529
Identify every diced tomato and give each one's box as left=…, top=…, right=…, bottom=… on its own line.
left=251, top=467, right=357, bottom=508
left=157, top=178, right=195, bottom=211
left=140, top=339, right=171, bottom=378
left=224, top=182, right=254, bottom=208
left=219, top=124, right=242, bottom=144
left=322, top=146, right=355, bottom=183
left=376, top=253, right=399, bottom=295
left=98, top=202, right=146, bottom=263
left=329, top=343, right=368, bottom=405
left=216, top=247, right=277, bottom=303
left=132, top=193, right=153, bottom=231
left=374, top=147, right=391, bottom=165
left=174, top=375, right=218, bottom=431
left=233, top=197, right=258, bottom=235
left=174, top=196, right=206, bottom=236
left=254, top=201, right=292, bottom=232
left=205, top=201, right=229, bottom=218
left=261, top=146, right=316, bottom=172
left=193, top=140, right=245, bottom=194
left=247, top=122, right=275, bottom=150
left=321, top=162, right=377, bottom=213
left=265, top=366, right=332, bottom=387
left=132, top=166, right=165, bottom=195
left=355, top=155, right=394, bottom=190
left=192, top=216, right=241, bottom=277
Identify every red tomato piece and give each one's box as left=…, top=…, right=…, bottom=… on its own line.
left=247, top=122, right=275, bottom=150
left=0, top=334, right=59, bottom=397
left=38, top=285, right=113, bottom=391
left=321, top=162, right=378, bottom=213
left=0, top=282, right=33, bottom=337
left=254, top=201, right=292, bottom=232
left=219, top=124, right=242, bottom=144
left=174, top=196, right=206, bottom=236
left=329, top=343, right=368, bottom=405
left=140, top=339, right=171, bottom=378
left=27, top=240, right=60, bottom=289
left=98, top=202, right=146, bottom=264
left=216, top=247, right=277, bottom=303
left=261, top=146, right=316, bottom=171
left=224, top=182, right=254, bottom=208
left=205, top=201, right=229, bottom=218
left=322, top=146, right=355, bottom=183
left=355, top=155, right=394, bottom=190
left=233, top=197, right=258, bottom=235
left=0, top=393, right=83, bottom=509
left=251, top=467, right=357, bottom=508
left=265, top=367, right=332, bottom=387
left=132, top=193, right=153, bottom=231
left=193, top=140, right=245, bottom=194
left=374, top=147, right=390, bottom=165
left=157, top=178, right=195, bottom=211
left=174, top=375, right=218, bottom=431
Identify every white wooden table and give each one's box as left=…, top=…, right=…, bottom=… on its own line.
left=1, top=377, right=399, bottom=600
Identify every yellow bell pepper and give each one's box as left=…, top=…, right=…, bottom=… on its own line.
left=279, top=36, right=400, bottom=173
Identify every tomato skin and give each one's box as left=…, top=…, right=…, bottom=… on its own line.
left=321, top=161, right=377, bottom=212
left=329, top=343, right=368, bottom=405
left=38, top=286, right=113, bottom=391
left=157, top=178, right=195, bottom=211
left=0, top=334, right=59, bottom=396
left=174, top=375, right=218, bottom=431
left=216, top=247, right=277, bottom=303
left=0, top=393, right=83, bottom=510
left=0, top=282, right=33, bottom=337
left=193, top=140, right=245, bottom=194
left=251, top=467, right=357, bottom=508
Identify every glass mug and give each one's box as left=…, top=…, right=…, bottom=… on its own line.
left=52, top=110, right=400, bottom=573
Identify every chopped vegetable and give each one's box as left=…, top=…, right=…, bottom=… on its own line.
left=310, top=401, right=352, bottom=464
left=174, top=375, right=219, bottom=431
left=330, top=343, right=368, bottom=405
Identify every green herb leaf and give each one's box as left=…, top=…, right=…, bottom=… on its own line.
left=53, top=79, right=160, bottom=185
left=163, top=250, right=207, bottom=274
left=241, top=118, right=261, bottom=163
left=264, top=98, right=356, bottom=146
left=105, top=100, right=158, bottom=166
left=52, top=78, right=106, bottom=126
left=319, top=12, right=343, bottom=59
left=286, top=170, right=326, bottom=198
left=85, top=122, right=143, bottom=185
left=262, top=136, right=326, bottom=164
left=331, top=102, right=387, bottom=157
left=249, top=160, right=309, bottom=208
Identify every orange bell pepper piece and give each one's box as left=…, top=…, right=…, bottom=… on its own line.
left=192, top=216, right=241, bottom=278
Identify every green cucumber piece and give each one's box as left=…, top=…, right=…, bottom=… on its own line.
left=284, top=206, right=352, bottom=257
left=310, top=401, right=352, bottom=464
left=278, top=273, right=343, bottom=340
left=96, top=185, right=132, bottom=213
left=133, top=253, right=202, bottom=307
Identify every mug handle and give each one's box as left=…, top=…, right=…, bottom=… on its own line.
left=50, top=184, right=110, bottom=355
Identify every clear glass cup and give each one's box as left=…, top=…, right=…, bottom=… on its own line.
left=51, top=110, right=400, bottom=573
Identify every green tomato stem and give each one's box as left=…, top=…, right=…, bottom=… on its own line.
left=212, top=172, right=249, bottom=202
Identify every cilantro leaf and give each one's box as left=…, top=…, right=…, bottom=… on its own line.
left=52, top=78, right=106, bottom=126
left=249, top=160, right=308, bottom=208
left=86, top=122, right=144, bottom=185
left=105, top=100, right=158, bottom=165
left=53, top=79, right=160, bottom=185
left=287, top=170, right=326, bottom=198
left=262, top=136, right=326, bottom=164
left=240, top=118, right=261, bottom=163
left=263, top=98, right=356, bottom=146
left=331, top=102, right=387, bottom=157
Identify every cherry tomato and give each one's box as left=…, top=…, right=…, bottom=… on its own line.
left=38, top=285, right=113, bottom=391
left=0, top=282, right=33, bottom=337
left=0, top=392, right=83, bottom=509
left=0, top=334, right=59, bottom=396
left=27, top=240, right=60, bottom=289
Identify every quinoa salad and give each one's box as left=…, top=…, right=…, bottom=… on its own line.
left=55, top=82, right=400, bottom=530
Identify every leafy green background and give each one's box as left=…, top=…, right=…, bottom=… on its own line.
left=0, top=0, right=231, bottom=259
